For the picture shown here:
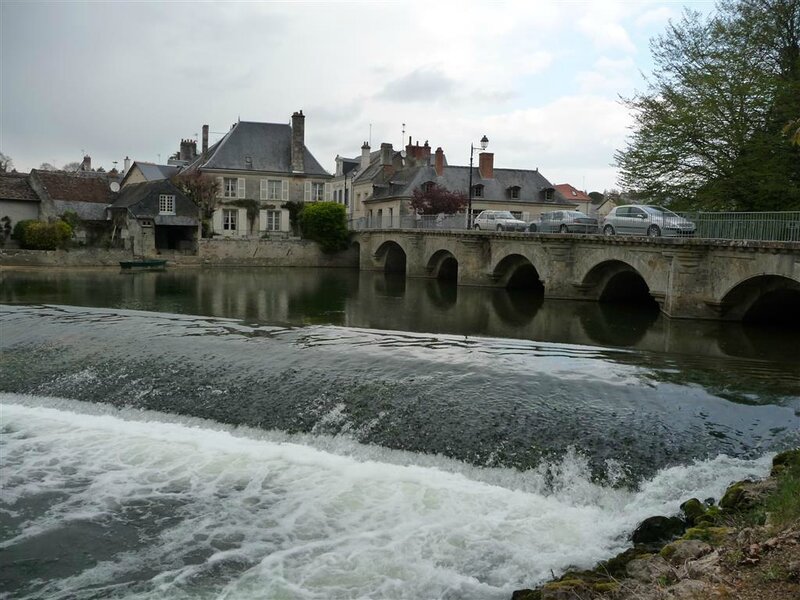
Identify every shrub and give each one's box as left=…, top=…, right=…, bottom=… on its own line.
left=16, top=219, right=73, bottom=250
left=299, top=202, right=349, bottom=253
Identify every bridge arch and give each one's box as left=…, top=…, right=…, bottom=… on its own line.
left=492, top=253, right=544, bottom=292
left=374, top=240, right=407, bottom=275
left=718, top=275, right=800, bottom=326
left=426, top=249, right=459, bottom=281
left=581, top=260, right=659, bottom=307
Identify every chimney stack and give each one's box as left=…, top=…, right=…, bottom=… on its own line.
left=478, top=152, right=494, bottom=179
left=202, top=124, right=209, bottom=157
left=123, top=156, right=131, bottom=174
left=380, top=143, right=394, bottom=176
left=180, top=139, right=197, bottom=162
left=81, top=155, right=92, bottom=171
left=361, top=142, right=370, bottom=171
left=434, top=147, right=445, bottom=176
left=291, top=110, right=305, bottom=172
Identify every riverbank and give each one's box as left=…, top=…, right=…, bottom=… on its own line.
left=511, top=449, right=800, bottom=600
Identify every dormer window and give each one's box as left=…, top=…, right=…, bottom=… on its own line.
left=423, top=181, right=436, bottom=193
left=473, top=184, right=484, bottom=198
left=508, top=186, right=520, bottom=199
left=544, top=188, right=555, bottom=201
left=159, top=194, right=175, bottom=215
left=245, top=156, right=253, bottom=169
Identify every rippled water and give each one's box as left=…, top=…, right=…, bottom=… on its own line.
left=1, top=267, right=798, bottom=599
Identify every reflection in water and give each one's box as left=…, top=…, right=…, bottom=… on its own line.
left=0, top=267, right=798, bottom=363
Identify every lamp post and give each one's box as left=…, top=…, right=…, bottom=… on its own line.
left=467, top=135, right=489, bottom=229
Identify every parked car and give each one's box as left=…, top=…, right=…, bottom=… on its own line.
left=472, top=210, right=527, bottom=232
left=528, top=210, right=599, bottom=233
left=602, top=205, right=696, bottom=237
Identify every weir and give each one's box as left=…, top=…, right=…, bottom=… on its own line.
left=356, top=230, right=800, bottom=321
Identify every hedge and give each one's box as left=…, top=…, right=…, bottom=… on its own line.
left=299, top=202, right=350, bottom=253
left=14, top=219, right=73, bottom=250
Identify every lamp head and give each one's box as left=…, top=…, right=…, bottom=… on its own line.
left=480, top=135, right=489, bottom=151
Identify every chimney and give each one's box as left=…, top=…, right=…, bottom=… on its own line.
left=422, top=141, right=431, bottom=165
left=180, top=139, right=197, bottom=162
left=380, top=143, right=394, bottom=176
left=202, top=124, right=209, bottom=157
left=434, top=147, right=444, bottom=176
left=478, top=152, right=494, bottom=179
left=405, top=136, right=415, bottom=165
left=291, top=110, right=305, bottom=172
left=123, top=156, right=131, bottom=174
left=361, top=142, right=370, bottom=171
left=81, top=155, right=91, bottom=171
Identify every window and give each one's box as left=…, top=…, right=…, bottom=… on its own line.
left=312, top=182, right=324, bottom=201
left=267, top=180, right=281, bottom=200
left=423, top=181, right=435, bottom=193
left=245, top=156, right=253, bottom=169
left=509, top=187, right=520, bottom=199
left=544, top=189, right=555, bottom=201
left=224, top=178, right=238, bottom=198
left=223, top=209, right=237, bottom=231
left=265, top=210, right=281, bottom=231
left=473, top=184, right=484, bottom=198
left=158, top=194, right=175, bottom=215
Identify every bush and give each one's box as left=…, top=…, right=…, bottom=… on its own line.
left=15, top=219, right=73, bottom=250
left=299, top=202, right=349, bottom=253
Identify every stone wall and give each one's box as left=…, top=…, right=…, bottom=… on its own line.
left=0, top=247, right=132, bottom=267
left=193, top=238, right=358, bottom=268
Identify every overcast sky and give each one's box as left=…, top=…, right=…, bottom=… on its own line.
left=1, top=0, right=714, bottom=192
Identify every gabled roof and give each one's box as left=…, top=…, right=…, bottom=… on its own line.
left=0, top=173, right=38, bottom=202
left=110, top=180, right=198, bottom=225
left=122, top=162, right=181, bottom=186
left=370, top=164, right=558, bottom=204
left=31, top=170, right=117, bottom=204
left=554, top=184, right=591, bottom=203
left=198, top=121, right=329, bottom=176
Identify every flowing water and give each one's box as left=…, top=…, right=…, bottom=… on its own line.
left=1, top=267, right=798, bottom=599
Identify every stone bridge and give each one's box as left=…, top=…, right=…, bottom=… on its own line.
left=354, top=230, right=800, bottom=321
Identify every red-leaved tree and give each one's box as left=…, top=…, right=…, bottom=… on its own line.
left=410, top=184, right=467, bottom=215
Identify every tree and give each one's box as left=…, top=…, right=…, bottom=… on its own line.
left=0, top=152, right=12, bottom=173
left=299, top=202, right=349, bottom=253
left=588, top=191, right=605, bottom=203
left=410, top=184, right=467, bottom=215
left=38, top=162, right=57, bottom=171
left=615, top=0, right=800, bottom=211
left=171, top=172, right=220, bottom=237
left=62, top=161, right=81, bottom=173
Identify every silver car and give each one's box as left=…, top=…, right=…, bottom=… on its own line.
left=528, top=210, right=599, bottom=233
left=602, top=205, right=696, bottom=237
left=472, top=210, right=527, bottom=232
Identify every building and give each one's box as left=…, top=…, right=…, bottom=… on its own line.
left=337, top=137, right=578, bottom=225
left=0, top=173, right=40, bottom=234
left=553, top=184, right=592, bottom=214
left=184, top=111, right=332, bottom=237
left=120, top=161, right=182, bottom=187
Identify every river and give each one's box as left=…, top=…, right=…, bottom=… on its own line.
left=1, top=267, right=798, bottom=599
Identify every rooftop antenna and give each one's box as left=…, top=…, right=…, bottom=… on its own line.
left=402, top=123, right=406, bottom=147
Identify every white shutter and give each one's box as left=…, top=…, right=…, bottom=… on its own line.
left=324, top=182, right=332, bottom=202
left=259, top=209, right=267, bottom=232
left=260, top=179, right=267, bottom=200
left=238, top=178, right=246, bottom=199
left=282, top=180, right=289, bottom=202
left=304, top=181, right=312, bottom=202
left=238, top=208, right=247, bottom=235
left=212, top=208, right=223, bottom=234
left=281, top=209, right=290, bottom=232
left=216, top=177, right=224, bottom=198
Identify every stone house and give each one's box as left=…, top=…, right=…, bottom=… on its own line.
left=0, top=173, right=40, bottom=240
left=338, top=138, right=578, bottom=225
left=107, top=179, right=198, bottom=256
left=184, top=111, right=332, bottom=237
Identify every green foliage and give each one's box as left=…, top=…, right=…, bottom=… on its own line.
left=299, top=202, right=349, bottom=253
left=615, top=0, right=800, bottom=210
left=0, top=216, right=11, bottom=247
left=60, top=210, right=80, bottom=231
left=14, top=219, right=73, bottom=250
left=229, top=199, right=259, bottom=225
left=765, top=457, right=800, bottom=528
left=284, top=201, right=305, bottom=234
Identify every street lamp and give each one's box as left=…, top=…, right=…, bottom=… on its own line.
left=467, top=135, right=489, bottom=229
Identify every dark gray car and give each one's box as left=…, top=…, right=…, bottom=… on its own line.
left=528, top=210, right=598, bottom=233
left=602, top=205, right=696, bottom=237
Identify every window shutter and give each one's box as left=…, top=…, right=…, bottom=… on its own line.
left=304, top=181, right=312, bottom=202
left=238, top=208, right=247, bottom=235
left=212, top=208, right=223, bottom=234
left=260, top=179, right=267, bottom=200
left=216, top=177, right=224, bottom=198
left=282, top=180, right=289, bottom=202
left=324, top=182, right=332, bottom=202
left=259, top=209, right=267, bottom=232
left=238, top=178, right=246, bottom=199
left=280, top=209, right=289, bottom=232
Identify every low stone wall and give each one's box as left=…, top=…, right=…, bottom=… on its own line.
left=0, top=240, right=359, bottom=269
left=0, top=248, right=132, bottom=267
left=191, top=238, right=358, bottom=268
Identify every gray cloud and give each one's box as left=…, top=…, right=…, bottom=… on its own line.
left=377, top=68, right=455, bottom=102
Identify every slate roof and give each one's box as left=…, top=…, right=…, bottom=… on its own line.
left=369, top=164, right=559, bottom=204
left=110, top=180, right=198, bottom=225
left=0, top=173, right=38, bottom=202
left=52, top=199, right=107, bottom=221
left=200, top=121, right=329, bottom=176
left=132, top=162, right=181, bottom=182
left=32, top=170, right=117, bottom=204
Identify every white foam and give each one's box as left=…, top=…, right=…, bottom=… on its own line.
left=0, top=394, right=773, bottom=600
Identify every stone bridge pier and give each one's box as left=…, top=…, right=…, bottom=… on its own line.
left=355, top=230, right=800, bottom=322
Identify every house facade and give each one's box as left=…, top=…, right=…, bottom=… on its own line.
left=0, top=173, right=40, bottom=231
left=186, top=111, right=332, bottom=237
left=337, top=138, right=578, bottom=225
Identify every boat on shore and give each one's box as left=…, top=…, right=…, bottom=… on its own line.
left=119, top=259, right=167, bottom=271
